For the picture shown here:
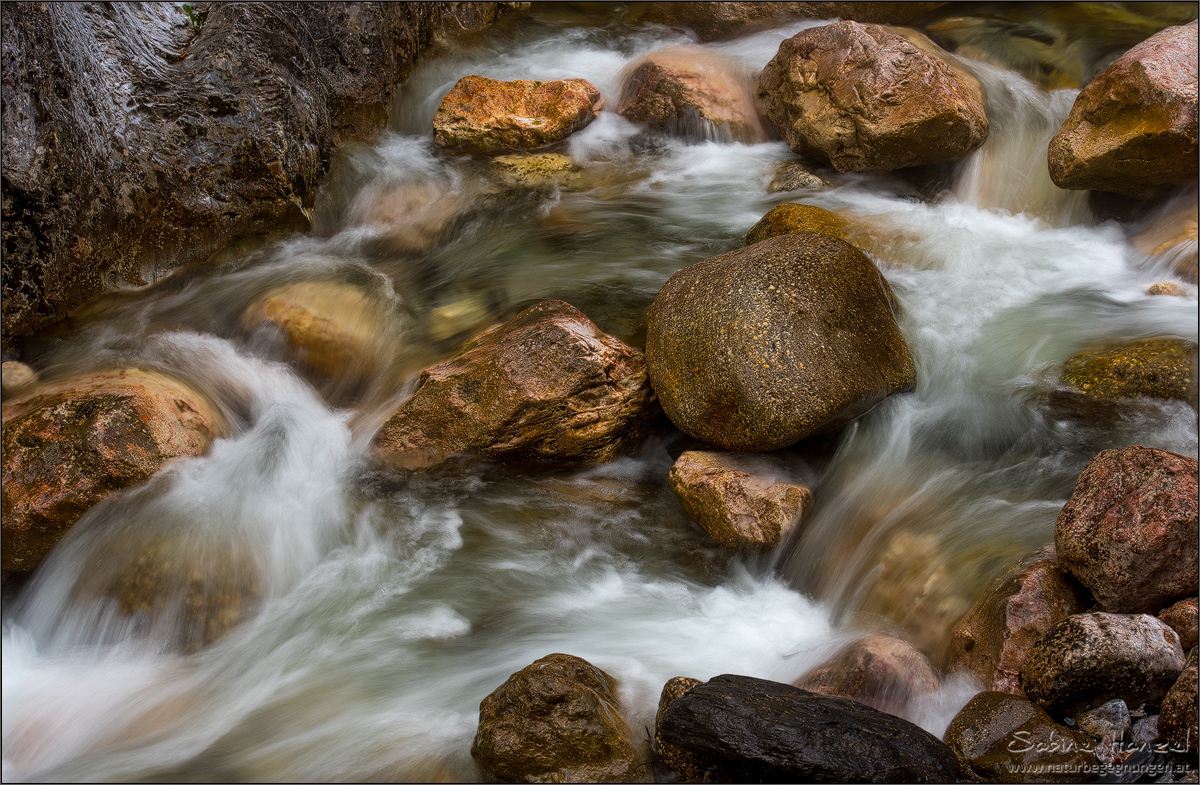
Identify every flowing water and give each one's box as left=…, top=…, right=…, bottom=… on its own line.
left=4, top=5, right=1198, bottom=782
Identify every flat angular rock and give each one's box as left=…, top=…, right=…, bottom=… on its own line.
left=1048, top=21, right=1199, bottom=196
left=645, top=232, right=914, bottom=451
left=950, top=547, right=1092, bottom=696
left=1019, top=612, right=1186, bottom=716
left=1054, top=446, right=1198, bottom=614
left=657, top=673, right=960, bottom=783
left=757, top=21, right=988, bottom=172
left=472, top=653, right=641, bottom=783
left=433, top=75, right=603, bottom=152
left=374, top=300, right=655, bottom=467
left=668, top=451, right=811, bottom=550
left=797, top=634, right=939, bottom=719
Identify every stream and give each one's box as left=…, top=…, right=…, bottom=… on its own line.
left=3, top=5, right=1198, bottom=782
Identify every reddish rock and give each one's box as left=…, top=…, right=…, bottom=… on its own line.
left=373, top=300, right=655, bottom=468
left=669, top=451, right=812, bottom=550
left=1054, top=446, right=1198, bottom=614
left=1158, top=649, right=1198, bottom=751
left=797, top=634, right=939, bottom=719
left=617, top=46, right=767, bottom=143
left=1019, top=612, right=1186, bottom=716
left=1048, top=21, right=1199, bottom=196
left=2, top=370, right=225, bottom=573
left=950, top=547, right=1092, bottom=696
left=471, top=653, right=642, bottom=783
left=636, top=3, right=947, bottom=42
left=1160, top=597, right=1199, bottom=650
left=757, top=21, right=988, bottom=172
left=433, top=75, right=603, bottom=152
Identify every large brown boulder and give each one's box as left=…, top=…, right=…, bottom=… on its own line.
left=950, top=547, right=1092, bottom=696
left=1048, top=21, right=1198, bottom=196
left=616, top=46, right=767, bottom=143
left=745, top=203, right=846, bottom=245
left=1054, top=446, right=1198, bottom=614
left=943, top=691, right=1097, bottom=783
left=668, top=451, right=812, bottom=550
left=1019, top=612, right=1186, bottom=716
left=1, top=3, right=516, bottom=346
left=1159, top=596, right=1199, bottom=650
left=1060, top=338, right=1198, bottom=409
left=1159, top=649, right=1198, bottom=751
left=374, top=300, right=656, bottom=467
left=797, top=634, right=940, bottom=719
left=2, top=369, right=225, bottom=573
left=432, top=75, right=604, bottom=152
left=645, top=232, right=914, bottom=451
left=636, top=3, right=947, bottom=42
left=471, top=653, right=642, bottom=783
left=757, top=21, right=988, bottom=172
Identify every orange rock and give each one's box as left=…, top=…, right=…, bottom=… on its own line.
left=798, top=634, right=940, bottom=719
left=433, top=75, right=603, bottom=152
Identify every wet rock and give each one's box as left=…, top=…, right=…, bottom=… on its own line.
left=635, top=3, right=947, bottom=42
left=797, top=634, right=940, bottom=720
left=657, top=673, right=960, bottom=782
left=1060, top=338, right=1198, bottom=409
left=490, top=153, right=582, bottom=189
left=645, top=232, right=914, bottom=451
left=242, top=280, right=397, bottom=384
left=2, top=369, right=225, bottom=573
left=426, top=293, right=496, bottom=344
left=2, top=3, right=515, bottom=345
left=668, top=450, right=812, bottom=550
left=1147, top=282, right=1186, bottom=296
left=346, top=180, right=463, bottom=257
left=1019, top=612, right=1186, bottom=716
left=1075, top=699, right=1132, bottom=741
left=745, top=203, right=846, bottom=245
left=1, top=361, right=37, bottom=397
left=950, top=547, right=1092, bottom=696
left=617, top=46, right=766, bottom=143
left=1054, top=445, right=1199, bottom=614
left=471, top=653, right=641, bottom=783
left=653, top=677, right=713, bottom=783
left=943, top=691, right=1097, bottom=783
left=757, top=22, right=988, bottom=172
left=1160, top=598, right=1199, bottom=650
left=1158, top=649, right=1198, bottom=752
left=1130, top=714, right=1161, bottom=746
left=767, top=160, right=829, bottom=193
left=1133, top=198, right=1199, bottom=283
left=374, top=300, right=655, bottom=468
left=1047, top=21, right=1198, bottom=196
left=432, top=75, right=603, bottom=152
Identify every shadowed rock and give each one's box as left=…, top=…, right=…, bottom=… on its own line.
left=1158, top=649, right=1198, bottom=752
left=797, top=634, right=940, bottom=720
left=1159, top=597, right=1199, bottom=650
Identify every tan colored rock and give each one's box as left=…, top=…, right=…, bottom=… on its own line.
left=1160, top=597, right=1199, bottom=650
left=1048, top=21, right=1198, bottom=196
left=951, top=547, right=1092, bottom=696
left=2, top=369, right=225, bottom=573
left=471, top=653, right=642, bottom=783
left=797, top=634, right=939, bottom=719
left=1146, top=281, right=1185, bottom=296
left=1061, top=338, right=1198, bottom=409
left=433, top=75, right=603, bottom=152
left=636, top=3, right=947, bottom=42
left=745, top=203, right=846, bottom=246
left=490, top=152, right=582, bottom=189
left=1159, top=649, right=1198, bottom=751
left=767, top=160, right=828, bottom=193
left=346, top=180, right=462, bottom=257
left=653, top=677, right=711, bottom=783
left=1, top=361, right=37, bottom=397
left=242, top=280, right=396, bottom=384
left=943, top=691, right=1097, bottom=783
left=757, top=21, right=988, bottom=172
left=668, top=451, right=811, bottom=551
left=374, top=300, right=655, bottom=468
left=645, top=232, right=914, bottom=451
left=1055, top=446, right=1199, bottom=614
left=617, top=46, right=767, bottom=143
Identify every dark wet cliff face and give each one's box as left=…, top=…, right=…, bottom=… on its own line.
left=0, top=1, right=517, bottom=347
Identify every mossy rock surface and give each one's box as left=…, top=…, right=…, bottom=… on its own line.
left=1060, top=337, right=1197, bottom=408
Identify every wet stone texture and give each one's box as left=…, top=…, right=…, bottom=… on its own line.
left=1, top=369, right=225, bottom=573
left=943, top=691, right=1097, bottom=783
left=657, top=674, right=960, bottom=782
left=668, top=450, right=812, bottom=551
left=645, top=232, right=915, bottom=451
left=745, top=203, right=846, bottom=246
left=653, top=676, right=715, bottom=783
left=1158, top=649, right=1198, bottom=752
left=1019, top=612, right=1186, bottom=717
left=950, top=546, right=1092, bottom=696
left=1054, top=446, right=1199, bottom=614
left=796, top=633, right=940, bottom=720
left=1159, top=597, right=1199, bottom=650
left=432, top=75, right=604, bottom=152
left=1048, top=20, right=1199, bottom=196
left=1060, top=338, right=1199, bottom=409
left=373, top=300, right=656, bottom=468
left=757, top=21, right=988, bottom=172
left=471, top=653, right=642, bottom=783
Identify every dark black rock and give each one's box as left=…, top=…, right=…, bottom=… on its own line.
left=657, top=673, right=960, bottom=783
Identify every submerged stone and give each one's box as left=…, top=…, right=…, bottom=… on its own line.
left=797, top=633, right=940, bottom=720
